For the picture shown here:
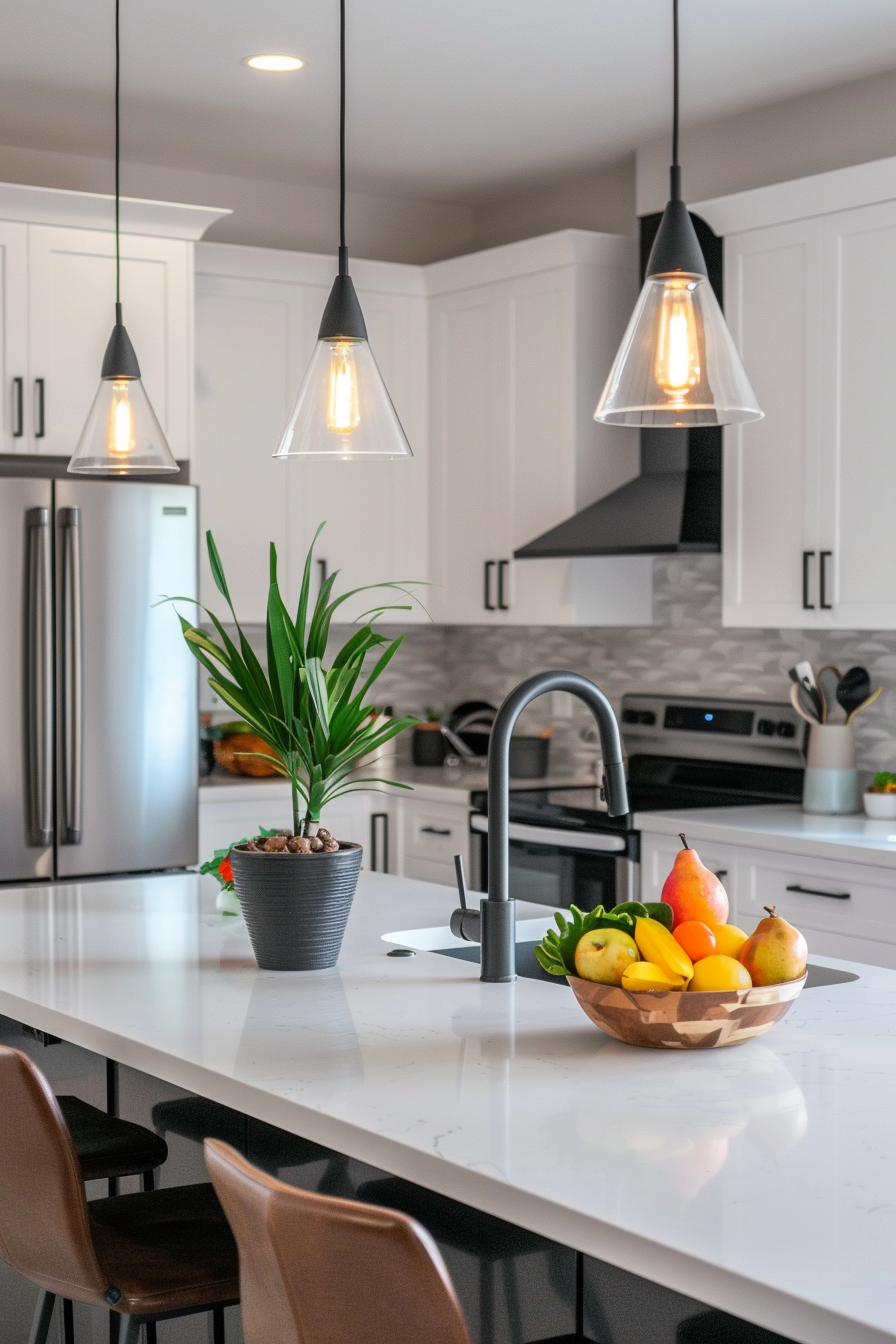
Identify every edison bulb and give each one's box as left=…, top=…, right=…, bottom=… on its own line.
left=106, top=381, right=137, bottom=458
left=326, top=342, right=360, bottom=433
left=654, top=279, right=700, bottom=401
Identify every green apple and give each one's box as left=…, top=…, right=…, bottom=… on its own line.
left=574, top=928, right=640, bottom=985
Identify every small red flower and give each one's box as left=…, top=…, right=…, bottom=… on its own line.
left=218, top=857, right=234, bottom=885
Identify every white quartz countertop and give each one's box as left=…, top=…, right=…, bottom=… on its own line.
left=200, top=761, right=596, bottom=806
left=635, top=803, right=896, bottom=869
left=0, top=871, right=894, bottom=1344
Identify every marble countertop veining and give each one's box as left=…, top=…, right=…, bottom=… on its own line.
left=0, top=870, right=894, bottom=1344
left=635, top=803, right=896, bottom=869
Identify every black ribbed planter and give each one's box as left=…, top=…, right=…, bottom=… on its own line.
left=229, top=843, right=362, bottom=971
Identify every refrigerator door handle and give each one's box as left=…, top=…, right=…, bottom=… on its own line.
left=24, top=507, right=53, bottom=846
left=58, top=507, right=83, bottom=845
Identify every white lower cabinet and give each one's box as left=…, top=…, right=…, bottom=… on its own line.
left=737, top=844, right=896, bottom=970
left=639, top=833, right=740, bottom=925
left=198, top=788, right=395, bottom=873
left=395, top=797, right=472, bottom=888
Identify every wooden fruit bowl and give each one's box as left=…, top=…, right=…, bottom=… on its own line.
left=568, top=972, right=807, bottom=1050
left=213, top=733, right=282, bottom=778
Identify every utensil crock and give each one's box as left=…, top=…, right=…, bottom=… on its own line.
left=803, top=723, right=860, bottom=815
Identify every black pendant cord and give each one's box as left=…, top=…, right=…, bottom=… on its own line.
left=670, top=0, right=681, bottom=202
left=338, top=0, right=348, bottom=276
left=114, top=0, right=122, bottom=320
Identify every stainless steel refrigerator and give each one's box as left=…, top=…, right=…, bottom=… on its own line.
left=0, top=477, right=198, bottom=883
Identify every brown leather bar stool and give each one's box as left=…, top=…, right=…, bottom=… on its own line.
left=207, top=1140, right=591, bottom=1344
left=0, top=1047, right=239, bottom=1344
left=205, top=1139, right=472, bottom=1344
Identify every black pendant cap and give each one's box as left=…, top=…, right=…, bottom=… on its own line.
left=645, top=196, right=708, bottom=279
left=101, top=312, right=141, bottom=380
left=317, top=273, right=368, bottom=342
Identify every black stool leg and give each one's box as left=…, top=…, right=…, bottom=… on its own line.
left=212, top=1304, right=226, bottom=1344
left=62, top=1298, right=75, bottom=1344
left=145, top=1325, right=157, bottom=1344
left=28, top=1290, right=56, bottom=1344
left=141, top=1168, right=155, bottom=1192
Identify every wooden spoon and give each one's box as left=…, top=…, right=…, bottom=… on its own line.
left=846, top=685, right=882, bottom=724
left=790, top=682, right=819, bottom=727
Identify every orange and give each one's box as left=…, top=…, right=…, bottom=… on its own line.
left=688, top=955, right=752, bottom=992
left=673, top=920, right=717, bottom=962
left=711, top=923, right=748, bottom=959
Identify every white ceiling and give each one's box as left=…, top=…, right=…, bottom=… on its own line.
left=5, top=0, right=896, bottom=203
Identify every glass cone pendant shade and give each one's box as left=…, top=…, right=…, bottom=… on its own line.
left=275, top=273, right=412, bottom=459
left=594, top=267, right=763, bottom=428
left=69, top=316, right=178, bottom=474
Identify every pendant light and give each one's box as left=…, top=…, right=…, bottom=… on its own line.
left=594, top=0, right=762, bottom=429
left=69, top=0, right=177, bottom=475
left=275, top=0, right=412, bottom=459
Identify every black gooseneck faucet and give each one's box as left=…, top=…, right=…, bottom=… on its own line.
left=450, top=670, right=630, bottom=981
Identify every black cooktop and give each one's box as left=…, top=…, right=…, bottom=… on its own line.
left=472, top=754, right=804, bottom=834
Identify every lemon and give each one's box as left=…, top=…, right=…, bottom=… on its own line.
left=622, top=961, right=688, bottom=992
left=711, top=924, right=748, bottom=959
left=688, top=954, right=752, bottom=992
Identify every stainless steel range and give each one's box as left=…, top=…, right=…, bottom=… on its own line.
left=470, top=693, right=805, bottom=909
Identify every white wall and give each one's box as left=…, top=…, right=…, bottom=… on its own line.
left=470, top=155, right=636, bottom=250
left=636, top=64, right=896, bottom=217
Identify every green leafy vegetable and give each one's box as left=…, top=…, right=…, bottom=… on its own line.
left=534, top=904, right=637, bottom=977
left=643, top=902, right=674, bottom=931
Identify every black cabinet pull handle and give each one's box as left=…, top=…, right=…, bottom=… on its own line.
left=12, top=377, right=23, bottom=437
left=714, top=870, right=728, bottom=880
left=802, top=551, right=815, bottom=610
left=786, top=883, right=850, bottom=900
left=371, top=812, right=389, bottom=873
left=421, top=825, right=451, bottom=836
left=34, top=379, right=45, bottom=438
left=317, top=557, right=328, bottom=588
left=819, top=551, right=832, bottom=610
left=497, top=559, right=510, bottom=610
left=484, top=560, right=495, bottom=611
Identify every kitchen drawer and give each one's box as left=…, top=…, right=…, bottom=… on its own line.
left=640, top=833, right=739, bottom=922
left=738, top=844, right=896, bottom=968
left=404, top=803, right=471, bottom=864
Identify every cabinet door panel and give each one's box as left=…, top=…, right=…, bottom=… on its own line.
left=430, top=295, right=513, bottom=623
left=194, top=274, right=307, bottom=621
left=0, top=222, right=28, bottom=453
left=723, top=221, right=823, bottom=627
left=825, top=202, right=896, bottom=627
left=28, top=226, right=189, bottom=458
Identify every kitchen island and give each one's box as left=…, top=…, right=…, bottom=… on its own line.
left=0, top=870, right=893, bottom=1344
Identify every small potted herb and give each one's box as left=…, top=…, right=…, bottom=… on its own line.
left=173, top=524, right=418, bottom=970
left=864, top=771, right=896, bottom=819
left=412, top=709, right=448, bottom=767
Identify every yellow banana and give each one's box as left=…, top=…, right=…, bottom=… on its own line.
left=622, top=961, right=688, bottom=992
left=634, top=917, right=694, bottom=982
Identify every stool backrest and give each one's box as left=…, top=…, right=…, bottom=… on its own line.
left=205, top=1139, right=472, bottom=1344
left=0, top=1046, right=106, bottom=1297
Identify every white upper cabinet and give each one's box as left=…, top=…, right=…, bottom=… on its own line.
left=426, top=231, right=653, bottom=626
left=193, top=243, right=429, bottom=626
left=0, top=183, right=224, bottom=461
left=700, top=157, right=896, bottom=630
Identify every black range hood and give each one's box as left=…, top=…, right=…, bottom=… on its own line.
left=515, top=212, right=724, bottom=561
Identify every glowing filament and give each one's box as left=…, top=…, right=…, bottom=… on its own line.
left=326, top=343, right=360, bottom=433
left=106, top=381, right=136, bottom=458
left=655, top=282, right=700, bottom=399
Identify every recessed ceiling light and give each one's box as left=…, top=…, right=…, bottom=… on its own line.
left=242, top=54, right=305, bottom=72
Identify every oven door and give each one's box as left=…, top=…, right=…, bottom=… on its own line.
left=470, top=816, right=638, bottom=909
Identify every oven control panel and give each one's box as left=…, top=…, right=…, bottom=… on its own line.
left=621, top=694, right=806, bottom=766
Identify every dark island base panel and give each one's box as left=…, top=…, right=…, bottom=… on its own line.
left=0, top=1015, right=798, bottom=1344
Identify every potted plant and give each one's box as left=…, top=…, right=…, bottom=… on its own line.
left=173, top=524, right=418, bottom=970
left=412, top=709, right=448, bottom=767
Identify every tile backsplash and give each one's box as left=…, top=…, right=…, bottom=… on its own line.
left=206, top=555, right=896, bottom=782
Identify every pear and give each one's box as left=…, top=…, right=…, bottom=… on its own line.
left=738, top=907, right=807, bottom=986
left=660, top=833, right=729, bottom=929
